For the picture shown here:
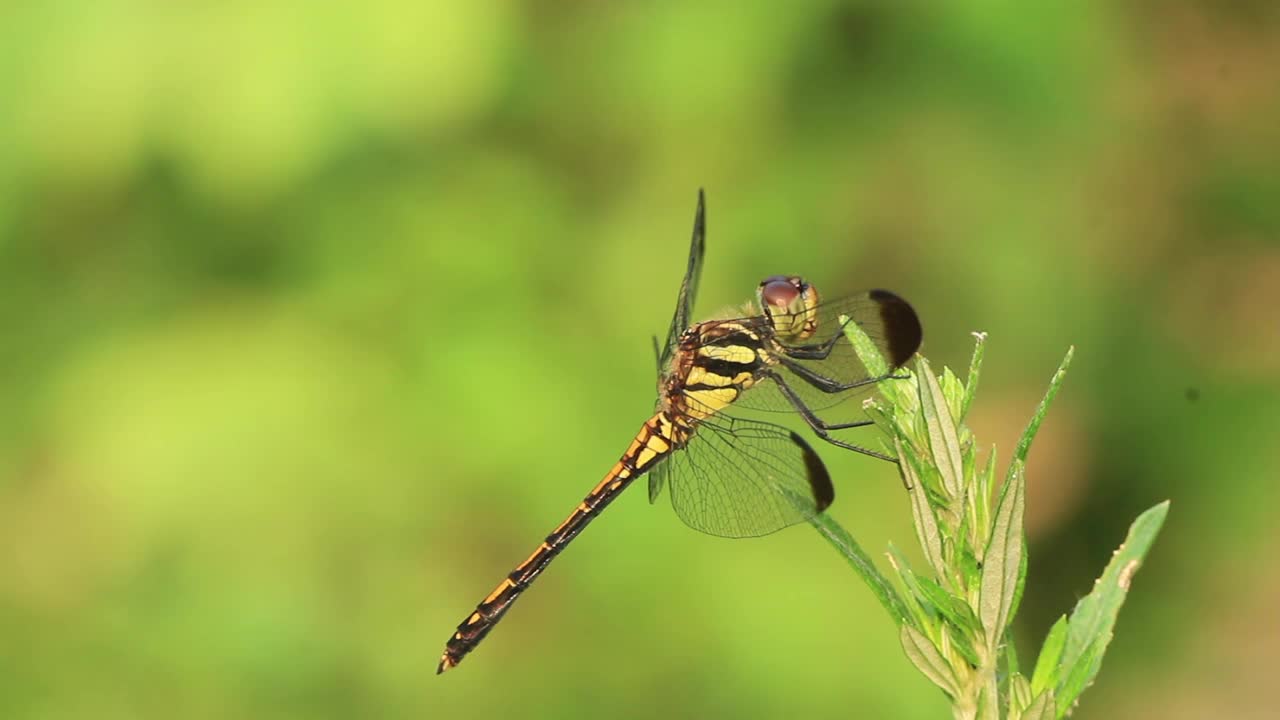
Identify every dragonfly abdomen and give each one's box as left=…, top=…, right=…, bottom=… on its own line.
left=437, top=412, right=683, bottom=674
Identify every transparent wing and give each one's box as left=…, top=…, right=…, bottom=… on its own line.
left=657, top=189, right=707, bottom=370
left=648, top=459, right=669, bottom=504
left=732, top=289, right=922, bottom=422
left=662, top=415, right=834, bottom=538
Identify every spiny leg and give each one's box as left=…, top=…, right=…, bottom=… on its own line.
left=778, top=324, right=913, bottom=383
left=764, top=370, right=896, bottom=462
left=777, top=355, right=894, bottom=394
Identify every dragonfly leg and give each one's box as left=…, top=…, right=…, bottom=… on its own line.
left=777, top=355, right=894, bottom=394
left=764, top=370, right=897, bottom=462
left=781, top=322, right=915, bottom=381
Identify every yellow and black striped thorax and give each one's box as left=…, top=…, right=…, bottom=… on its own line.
left=665, top=319, right=771, bottom=421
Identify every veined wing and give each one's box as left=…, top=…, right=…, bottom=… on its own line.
left=656, top=189, right=707, bottom=371
left=733, top=289, right=922, bottom=423
left=650, top=415, right=833, bottom=538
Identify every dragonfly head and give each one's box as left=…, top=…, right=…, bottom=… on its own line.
left=758, top=275, right=820, bottom=341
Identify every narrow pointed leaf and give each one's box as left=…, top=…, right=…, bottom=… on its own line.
left=841, top=312, right=906, bottom=406
left=1009, top=534, right=1029, bottom=629
left=1056, top=501, right=1169, bottom=711
left=943, top=619, right=982, bottom=671
left=962, top=331, right=987, bottom=419
left=807, top=511, right=912, bottom=627
left=917, top=357, right=963, bottom=498
left=1030, top=614, right=1068, bottom=695
left=905, top=574, right=980, bottom=668
left=941, top=365, right=966, bottom=423
left=974, top=445, right=997, bottom=561
left=901, top=624, right=959, bottom=698
left=980, top=459, right=1026, bottom=652
left=1022, top=690, right=1056, bottom=720
left=1012, top=346, right=1073, bottom=468
left=887, top=543, right=935, bottom=631
left=1003, top=625, right=1021, bottom=677
left=1057, top=635, right=1104, bottom=717
left=1008, top=673, right=1033, bottom=713
left=901, top=439, right=946, bottom=577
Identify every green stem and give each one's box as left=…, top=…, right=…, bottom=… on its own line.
left=808, top=511, right=912, bottom=627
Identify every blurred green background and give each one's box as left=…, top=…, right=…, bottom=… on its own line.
left=2, top=2, right=1278, bottom=718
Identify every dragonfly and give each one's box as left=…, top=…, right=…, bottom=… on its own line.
left=437, top=190, right=922, bottom=673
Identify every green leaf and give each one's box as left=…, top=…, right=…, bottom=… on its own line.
left=941, top=365, right=966, bottom=424
left=1002, top=625, right=1021, bottom=678
left=912, top=576, right=981, bottom=667
left=841, top=312, right=901, bottom=404
left=901, top=624, right=959, bottom=698
left=1057, top=635, right=1104, bottom=717
left=973, top=445, right=998, bottom=562
left=1055, top=501, right=1170, bottom=712
left=957, top=542, right=982, bottom=601
left=1012, top=346, right=1074, bottom=468
left=943, top=617, right=982, bottom=671
left=903, top=446, right=949, bottom=501
left=807, top=511, right=912, bottom=627
left=901, top=438, right=946, bottom=577
left=1022, top=690, right=1056, bottom=720
left=1030, top=614, right=1068, bottom=695
left=962, top=331, right=987, bottom=420
left=1007, top=673, right=1033, bottom=714
left=911, top=568, right=962, bottom=620
left=1009, top=534, right=1029, bottom=631
left=979, top=459, right=1026, bottom=653
left=886, top=543, right=936, bottom=632
left=917, top=356, right=964, bottom=499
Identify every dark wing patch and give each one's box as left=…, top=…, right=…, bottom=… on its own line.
left=789, top=430, right=834, bottom=512
left=867, top=289, right=923, bottom=368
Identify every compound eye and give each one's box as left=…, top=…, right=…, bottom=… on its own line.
left=760, top=278, right=800, bottom=311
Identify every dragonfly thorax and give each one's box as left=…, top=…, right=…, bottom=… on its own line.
left=659, top=320, right=769, bottom=423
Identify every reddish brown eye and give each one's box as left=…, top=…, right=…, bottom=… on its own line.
left=760, top=278, right=800, bottom=309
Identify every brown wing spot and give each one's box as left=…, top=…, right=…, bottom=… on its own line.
left=789, top=431, right=834, bottom=513
left=868, top=289, right=923, bottom=368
